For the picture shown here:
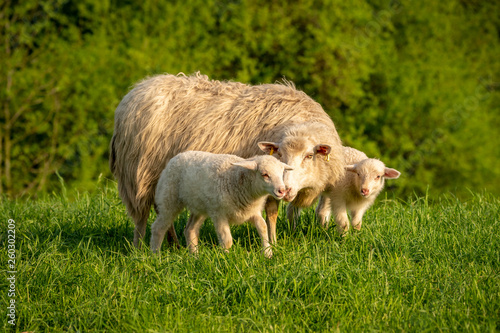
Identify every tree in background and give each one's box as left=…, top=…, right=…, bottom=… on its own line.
left=1, top=0, right=499, bottom=198
left=1, top=0, right=71, bottom=196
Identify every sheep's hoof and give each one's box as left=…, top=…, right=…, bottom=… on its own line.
left=336, top=225, right=349, bottom=236
left=353, top=224, right=362, bottom=231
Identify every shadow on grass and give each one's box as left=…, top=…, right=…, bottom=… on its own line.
left=16, top=194, right=342, bottom=259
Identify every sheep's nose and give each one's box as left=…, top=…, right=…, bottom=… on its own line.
left=277, top=187, right=287, bottom=196
left=283, top=186, right=296, bottom=202
left=361, top=188, right=370, bottom=196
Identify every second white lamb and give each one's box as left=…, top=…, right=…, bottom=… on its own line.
left=315, top=146, right=401, bottom=234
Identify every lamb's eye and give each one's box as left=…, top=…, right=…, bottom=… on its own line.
left=261, top=173, right=269, bottom=179
left=376, top=175, right=381, bottom=180
left=304, top=154, right=313, bottom=160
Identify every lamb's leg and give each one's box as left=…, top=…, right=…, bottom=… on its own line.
left=264, top=198, right=279, bottom=245
left=286, top=203, right=302, bottom=230
left=214, top=218, right=233, bottom=253
left=250, top=215, right=272, bottom=258
left=315, top=194, right=332, bottom=228
left=150, top=205, right=182, bottom=253
left=184, top=213, right=195, bottom=230
left=184, top=214, right=206, bottom=254
left=154, top=203, right=180, bottom=248
left=332, top=203, right=350, bottom=236
left=351, top=206, right=368, bottom=231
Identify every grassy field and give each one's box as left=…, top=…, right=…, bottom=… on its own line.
left=1, top=185, right=499, bottom=332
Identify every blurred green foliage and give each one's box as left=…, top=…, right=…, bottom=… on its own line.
left=1, top=0, right=499, bottom=198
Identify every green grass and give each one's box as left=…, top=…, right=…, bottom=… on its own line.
left=1, top=186, right=499, bottom=332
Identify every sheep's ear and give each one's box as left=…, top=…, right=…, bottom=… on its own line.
left=231, top=160, right=258, bottom=171
left=384, top=168, right=400, bottom=179
left=314, top=144, right=331, bottom=156
left=345, top=164, right=357, bottom=173
left=282, top=163, right=294, bottom=171
left=258, top=142, right=279, bottom=155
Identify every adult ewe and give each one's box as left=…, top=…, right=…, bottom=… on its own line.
left=110, top=72, right=343, bottom=247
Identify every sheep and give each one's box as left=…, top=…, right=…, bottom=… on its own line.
left=313, top=146, right=401, bottom=234
left=110, top=72, right=344, bottom=247
left=150, top=151, right=293, bottom=258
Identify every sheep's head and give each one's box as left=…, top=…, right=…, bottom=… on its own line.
left=257, top=123, right=339, bottom=202
left=346, top=159, right=400, bottom=198
left=258, top=138, right=330, bottom=202
left=231, top=156, right=293, bottom=200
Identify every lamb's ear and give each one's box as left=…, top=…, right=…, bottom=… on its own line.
left=231, top=160, right=258, bottom=171
left=258, top=142, right=280, bottom=155
left=314, top=144, right=331, bottom=156
left=345, top=164, right=357, bottom=173
left=384, top=168, right=401, bottom=179
left=282, top=163, right=294, bottom=171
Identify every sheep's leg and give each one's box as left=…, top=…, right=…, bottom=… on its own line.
left=315, top=194, right=332, bottom=228
left=122, top=183, right=150, bottom=249
left=264, top=198, right=279, bottom=245
left=150, top=207, right=181, bottom=253
left=184, top=213, right=195, bottom=230
left=166, top=225, right=180, bottom=248
left=351, top=207, right=368, bottom=231
left=250, top=215, right=272, bottom=258
left=286, top=203, right=302, bottom=230
left=214, top=218, right=233, bottom=252
left=332, top=203, right=350, bottom=236
left=133, top=214, right=149, bottom=249
left=184, top=214, right=206, bottom=254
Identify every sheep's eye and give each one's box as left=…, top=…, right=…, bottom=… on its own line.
left=376, top=175, right=381, bottom=180
left=305, top=154, right=313, bottom=160
left=261, top=173, right=269, bottom=179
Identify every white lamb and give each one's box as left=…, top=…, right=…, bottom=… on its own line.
left=315, top=146, right=401, bottom=234
left=150, top=151, right=293, bottom=258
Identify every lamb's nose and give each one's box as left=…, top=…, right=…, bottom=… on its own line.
left=361, top=188, right=370, bottom=196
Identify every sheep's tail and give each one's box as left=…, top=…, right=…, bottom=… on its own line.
left=109, top=134, right=117, bottom=175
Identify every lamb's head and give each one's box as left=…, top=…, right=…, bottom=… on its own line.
left=346, top=159, right=400, bottom=198
left=231, top=156, right=293, bottom=200
left=258, top=123, right=340, bottom=202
